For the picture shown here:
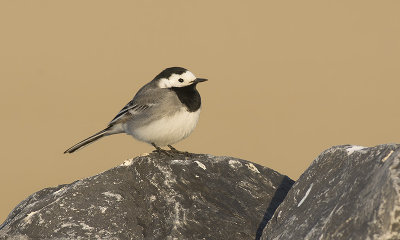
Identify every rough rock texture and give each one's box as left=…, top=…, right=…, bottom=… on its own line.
left=261, top=144, right=400, bottom=240
left=0, top=152, right=294, bottom=240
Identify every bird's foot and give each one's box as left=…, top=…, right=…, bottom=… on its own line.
left=167, top=145, right=192, bottom=157
left=152, top=143, right=173, bottom=157
left=152, top=149, right=173, bottom=157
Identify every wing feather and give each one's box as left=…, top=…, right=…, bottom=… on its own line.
left=109, top=100, right=153, bottom=125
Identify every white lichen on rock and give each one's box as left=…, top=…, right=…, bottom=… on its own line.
left=345, top=145, right=366, bottom=155
left=102, top=192, right=123, bottom=201
left=228, top=159, right=242, bottom=169
left=245, top=163, right=260, bottom=174
left=195, top=161, right=206, bottom=170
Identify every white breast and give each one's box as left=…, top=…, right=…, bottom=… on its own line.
left=128, top=108, right=201, bottom=146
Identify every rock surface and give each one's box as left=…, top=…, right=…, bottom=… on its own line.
left=261, top=144, right=400, bottom=240
left=0, top=152, right=294, bottom=240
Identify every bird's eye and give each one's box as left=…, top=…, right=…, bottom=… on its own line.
left=178, top=78, right=184, bottom=83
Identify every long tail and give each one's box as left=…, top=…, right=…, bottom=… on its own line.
left=64, top=128, right=110, bottom=154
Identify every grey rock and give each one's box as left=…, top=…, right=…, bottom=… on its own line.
left=0, top=152, right=294, bottom=240
left=261, top=144, right=400, bottom=240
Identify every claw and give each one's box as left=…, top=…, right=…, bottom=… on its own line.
left=167, top=145, right=192, bottom=157
left=153, top=149, right=173, bottom=157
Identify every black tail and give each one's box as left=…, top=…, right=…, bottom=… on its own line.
left=64, top=128, right=109, bottom=154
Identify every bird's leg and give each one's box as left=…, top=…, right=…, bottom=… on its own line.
left=167, top=145, right=179, bottom=152
left=167, top=145, right=191, bottom=157
left=152, top=143, right=172, bottom=157
left=152, top=143, right=162, bottom=151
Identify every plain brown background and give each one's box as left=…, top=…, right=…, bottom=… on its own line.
left=1, top=1, right=400, bottom=223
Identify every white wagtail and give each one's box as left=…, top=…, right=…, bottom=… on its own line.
left=64, top=67, right=207, bottom=154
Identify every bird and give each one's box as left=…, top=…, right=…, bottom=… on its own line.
left=64, top=67, right=207, bottom=155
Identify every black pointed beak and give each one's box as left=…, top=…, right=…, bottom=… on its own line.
left=194, top=78, right=208, bottom=83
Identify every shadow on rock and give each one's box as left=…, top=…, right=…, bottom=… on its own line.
left=255, top=176, right=294, bottom=240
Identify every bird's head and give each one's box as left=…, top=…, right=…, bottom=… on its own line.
left=155, top=67, right=207, bottom=88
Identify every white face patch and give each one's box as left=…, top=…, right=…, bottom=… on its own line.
left=158, top=71, right=197, bottom=88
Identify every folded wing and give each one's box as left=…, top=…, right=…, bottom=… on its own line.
left=109, top=100, right=153, bottom=125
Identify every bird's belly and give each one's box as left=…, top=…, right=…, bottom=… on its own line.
left=127, top=108, right=201, bottom=146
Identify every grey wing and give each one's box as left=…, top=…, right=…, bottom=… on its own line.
left=108, top=83, right=172, bottom=126
left=108, top=100, right=154, bottom=125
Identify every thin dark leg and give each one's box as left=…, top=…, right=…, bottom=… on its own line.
left=152, top=143, right=172, bottom=156
left=152, top=143, right=162, bottom=151
left=167, top=145, right=178, bottom=152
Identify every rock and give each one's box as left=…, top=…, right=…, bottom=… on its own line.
left=0, top=152, right=294, bottom=240
left=261, top=144, right=400, bottom=240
